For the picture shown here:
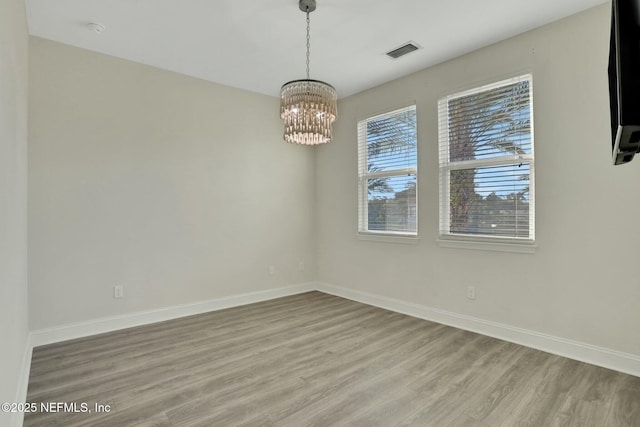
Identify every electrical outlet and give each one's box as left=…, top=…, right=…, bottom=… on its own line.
left=298, top=261, right=305, bottom=271
left=114, top=285, right=124, bottom=299
left=269, top=265, right=276, bottom=275
left=467, top=286, right=476, bottom=300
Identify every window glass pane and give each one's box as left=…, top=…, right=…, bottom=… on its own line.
left=449, top=163, right=530, bottom=238
left=447, top=80, right=531, bottom=162
left=366, top=108, right=417, bottom=172
left=367, top=174, right=417, bottom=233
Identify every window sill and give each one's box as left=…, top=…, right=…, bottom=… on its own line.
left=436, top=238, right=536, bottom=254
left=358, top=233, right=420, bottom=245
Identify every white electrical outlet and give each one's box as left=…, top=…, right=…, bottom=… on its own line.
left=298, top=261, right=305, bottom=272
left=269, top=265, right=276, bottom=275
left=114, top=285, right=124, bottom=299
left=467, top=286, right=476, bottom=300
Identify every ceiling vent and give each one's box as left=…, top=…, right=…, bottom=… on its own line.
left=386, top=42, right=420, bottom=59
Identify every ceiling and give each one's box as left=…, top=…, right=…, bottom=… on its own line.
left=25, top=0, right=607, bottom=98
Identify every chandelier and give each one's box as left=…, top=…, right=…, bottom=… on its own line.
left=280, top=0, right=337, bottom=145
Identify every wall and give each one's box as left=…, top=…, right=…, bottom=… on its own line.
left=316, top=4, right=640, bottom=359
left=29, top=37, right=316, bottom=330
left=0, top=0, right=30, bottom=423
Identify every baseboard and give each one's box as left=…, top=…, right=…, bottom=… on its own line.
left=24, top=280, right=640, bottom=392
left=30, top=282, right=315, bottom=347
left=11, top=334, right=32, bottom=427
left=316, top=282, right=640, bottom=378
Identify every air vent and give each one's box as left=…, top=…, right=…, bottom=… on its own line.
left=386, top=42, right=420, bottom=59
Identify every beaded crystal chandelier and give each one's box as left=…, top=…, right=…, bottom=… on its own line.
left=280, top=0, right=337, bottom=145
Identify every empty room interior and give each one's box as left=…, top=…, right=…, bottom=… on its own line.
left=2, top=0, right=640, bottom=426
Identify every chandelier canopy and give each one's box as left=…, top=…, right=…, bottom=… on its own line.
left=280, top=0, right=337, bottom=145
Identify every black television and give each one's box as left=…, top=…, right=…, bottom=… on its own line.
left=610, top=0, right=640, bottom=165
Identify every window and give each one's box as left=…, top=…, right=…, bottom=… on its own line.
left=358, top=105, right=417, bottom=236
left=438, top=75, right=534, bottom=244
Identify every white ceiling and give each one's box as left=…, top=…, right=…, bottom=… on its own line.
left=25, top=0, right=607, bottom=98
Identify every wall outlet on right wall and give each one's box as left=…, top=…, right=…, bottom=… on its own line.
left=113, top=285, right=124, bottom=299
left=467, top=286, right=476, bottom=300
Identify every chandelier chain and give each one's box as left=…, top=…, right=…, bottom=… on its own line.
left=306, top=10, right=310, bottom=80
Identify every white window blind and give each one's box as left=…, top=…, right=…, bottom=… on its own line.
left=358, top=105, right=417, bottom=235
left=438, top=75, right=534, bottom=242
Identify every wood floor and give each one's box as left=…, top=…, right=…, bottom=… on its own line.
left=25, top=291, right=640, bottom=427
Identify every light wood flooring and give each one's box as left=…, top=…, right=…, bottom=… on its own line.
left=25, top=291, right=640, bottom=426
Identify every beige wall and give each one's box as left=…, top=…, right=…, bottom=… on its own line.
left=0, top=0, right=29, bottom=418
left=28, top=37, right=316, bottom=329
left=317, top=4, right=640, bottom=356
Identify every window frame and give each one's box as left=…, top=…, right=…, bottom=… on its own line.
left=438, top=75, right=535, bottom=250
left=357, top=105, right=418, bottom=238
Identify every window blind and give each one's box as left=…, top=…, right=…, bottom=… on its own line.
left=358, top=105, right=417, bottom=235
left=438, top=75, right=534, bottom=241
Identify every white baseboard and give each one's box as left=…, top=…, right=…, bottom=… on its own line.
left=25, top=280, right=640, bottom=392
left=316, top=282, right=640, bottom=378
left=30, top=283, right=315, bottom=348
